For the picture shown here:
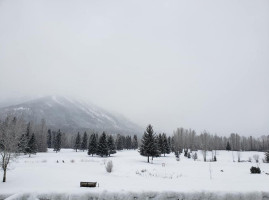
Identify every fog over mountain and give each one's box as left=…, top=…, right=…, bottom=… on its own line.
left=0, top=96, right=143, bottom=135
left=0, top=0, right=268, bottom=136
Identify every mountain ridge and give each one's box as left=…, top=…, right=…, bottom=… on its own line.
left=0, top=95, right=142, bottom=135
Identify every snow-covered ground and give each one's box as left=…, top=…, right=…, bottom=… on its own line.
left=0, top=149, right=268, bottom=199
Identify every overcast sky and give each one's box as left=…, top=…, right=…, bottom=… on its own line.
left=0, top=0, right=268, bottom=136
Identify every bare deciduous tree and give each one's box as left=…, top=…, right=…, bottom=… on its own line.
left=201, top=131, right=210, bottom=162
left=237, top=151, right=241, bottom=162
left=0, top=116, right=23, bottom=182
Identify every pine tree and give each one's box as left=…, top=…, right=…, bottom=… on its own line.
left=175, top=150, right=180, bottom=161
left=126, top=136, right=132, bottom=150
left=158, top=134, right=164, bottom=156
left=88, top=134, right=98, bottom=156
left=265, top=151, right=269, bottom=163
left=18, top=134, right=28, bottom=154
left=47, top=129, right=52, bottom=148
left=192, top=152, right=198, bottom=161
left=171, top=136, right=175, bottom=152
left=27, top=133, right=37, bottom=157
left=52, top=131, right=56, bottom=149
left=184, top=149, right=188, bottom=157
left=26, top=122, right=31, bottom=140
left=139, top=124, right=160, bottom=163
left=168, top=136, right=172, bottom=152
left=54, top=130, right=61, bottom=153
left=122, top=136, right=126, bottom=149
left=132, top=135, right=138, bottom=149
left=81, top=132, right=88, bottom=152
left=107, top=135, right=116, bottom=156
left=162, top=133, right=170, bottom=156
left=23, top=122, right=31, bottom=153
left=95, top=134, right=99, bottom=144
left=74, top=132, right=81, bottom=152
left=116, top=134, right=123, bottom=150
left=226, top=141, right=231, bottom=151
left=97, top=132, right=108, bottom=157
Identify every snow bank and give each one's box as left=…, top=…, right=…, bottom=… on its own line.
left=2, top=191, right=269, bottom=200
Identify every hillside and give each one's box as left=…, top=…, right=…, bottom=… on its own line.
left=0, top=96, right=142, bottom=135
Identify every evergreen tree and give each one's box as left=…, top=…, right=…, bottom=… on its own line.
left=192, top=152, right=198, bottom=161
left=107, top=135, right=116, bottom=156
left=95, top=133, right=99, bottom=144
left=132, top=135, right=138, bottom=149
left=158, top=134, right=164, bottom=155
left=23, top=122, right=31, bottom=153
left=162, top=133, right=170, bottom=156
left=74, top=132, right=81, bottom=152
left=175, top=150, right=180, bottom=160
left=171, top=136, right=175, bottom=152
left=265, top=151, right=269, bottom=163
left=116, top=134, right=123, bottom=150
left=184, top=149, right=188, bottom=157
left=88, top=134, right=98, bottom=156
left=129, top=136, right=132, bottom=149
left=126, top=136, right=132, bottom=150
left=226, top=141, right=231, bottom=151
left=97, top=132, right=108, bottom=157
left=47, top=129, right=52, bottom=148
left=27, top=133, right=37, bottom=157
left=168, top=136, right=172, bottom=152
left=157, top=133, right=171, bottom=156
left=52, top=131, right=56, bottom=149
left=139, top=124, right=160, bottom=163
left=81, top=132, right=88, bottom=152
left=54, top=130, right=61, bottom=153
left=26, top=122, right=31, bottom=140
left=122, top=136, right=127, bottom=149
left=18, top=134, right=28, bottom=154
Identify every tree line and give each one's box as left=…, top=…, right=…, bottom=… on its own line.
left=1, top=115, right=269, bottom=182
left=171, top=127, right=269, bottom=162
left=139, top=125, right=269, bottom=163
left=0, top=115, right=139, bottom=182
left=47, top=129, right=139, bottom=156
left=172, top=127, right=269, bottom=151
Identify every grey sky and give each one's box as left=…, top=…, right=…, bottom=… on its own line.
left=0, top=0, right=268, bottom=136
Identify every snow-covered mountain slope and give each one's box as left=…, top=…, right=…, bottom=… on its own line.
left=0, top=96, right=142, bottom=135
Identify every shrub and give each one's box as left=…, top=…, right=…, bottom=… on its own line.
left=105, top=160, right=113, bottom=173
left=187, top=152, right=191, bottom=159
left=184, top=149, right=188, bottom=157
left=250, top=166, right=261, bottom=174
left=141, top=169, right=147, bottom=173
left=192, top=152, right=198, bottom=161
left=213, top=155, right=217, bottom=162
left=70, top=159, right=75, bottom=163
left=253, top=154, right=259, bottom=163
left=175, top=151, right=180, bottom=161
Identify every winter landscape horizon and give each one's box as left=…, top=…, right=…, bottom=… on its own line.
left=0, top=0, right=269, bottom=199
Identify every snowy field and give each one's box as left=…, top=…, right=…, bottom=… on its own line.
left=1, top=149, right=269, bottom=200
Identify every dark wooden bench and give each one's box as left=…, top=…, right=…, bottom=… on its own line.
left=80, top=182, right=97, bottom=187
